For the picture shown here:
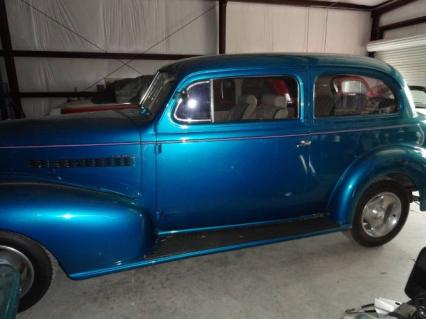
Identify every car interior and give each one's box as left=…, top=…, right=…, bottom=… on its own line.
left=213, top=76, right=299, bottom=122
left=315, top=75, right=398, bottom=117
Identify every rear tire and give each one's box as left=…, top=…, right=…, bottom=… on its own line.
left=0, top=232, right=53, bottom=312
left=351, top=181, right=409, bottom=247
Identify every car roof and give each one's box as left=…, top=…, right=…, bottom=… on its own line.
left=160, top=53, right=402, bottom=84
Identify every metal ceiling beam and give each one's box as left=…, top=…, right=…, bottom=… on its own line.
left=227, top=0, right=374, bottom=10
left=219, top=0, right=228, bottom=54
left=372, top=0, right=419, bottom=17
left=380, top=15, right=426, bottom=32
left=0, top=0, right=24, bottom=118
left=19, top=91, right=97, bottom=98
left=10, top=50, right=199, bottom=60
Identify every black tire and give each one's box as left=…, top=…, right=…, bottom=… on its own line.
left=351, top=180, right=409, bottom=247
left=0, top=232, right=53, bottom=312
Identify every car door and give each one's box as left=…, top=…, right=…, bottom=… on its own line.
left=155, top=68, right=314, bottom=231
left=307, top=67, right=411, bottom=216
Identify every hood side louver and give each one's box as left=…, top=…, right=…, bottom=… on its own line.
left=29, top=156, right=134, bottom=169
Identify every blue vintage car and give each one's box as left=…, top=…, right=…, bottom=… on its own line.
left=0, top=53, right=425, bottom=311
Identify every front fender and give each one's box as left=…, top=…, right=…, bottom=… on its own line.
left=329, top=145, right=426, bottom=225
left=0, top=182, right=154, bottom=278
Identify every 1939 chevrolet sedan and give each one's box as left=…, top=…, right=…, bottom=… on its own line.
left=0, top=54, right=425, bottom=311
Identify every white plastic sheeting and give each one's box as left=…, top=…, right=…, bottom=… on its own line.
left=15, top=58, right=174, bottom=117
left=5, top=0, right=217, bottom=117
left=226, top=3, right=371, bottom=55
left=4, top=0, right=373, bottom=117
left=14, top=58, right=173, bottom=92
left=6, top=0, right=218, bottom=53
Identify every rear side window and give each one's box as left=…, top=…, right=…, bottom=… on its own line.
left=315, top=75, right=398, bottom=118
left=174, top=76, right=299, bottom=124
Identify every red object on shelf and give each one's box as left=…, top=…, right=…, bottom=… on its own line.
left=62, top=103, right=138, bottom=114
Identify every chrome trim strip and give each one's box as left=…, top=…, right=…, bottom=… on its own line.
left=0, top=141, right=141, bottom=150
left=210, top=79, right=215, bottom=123
left=159, top=212, right=328, bottom=236
left=157, top=123, right=418, bottom=145
left=0, top=124, right=417, bottom=149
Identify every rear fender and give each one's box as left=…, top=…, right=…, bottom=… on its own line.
left=328, top=145, right=426, bottom=225
left=0, top=182, right=154, bottom=278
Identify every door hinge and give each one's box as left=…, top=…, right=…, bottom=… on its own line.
left=155, top=143, right=162, bottom=154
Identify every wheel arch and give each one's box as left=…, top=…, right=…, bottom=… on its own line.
left=328, top=145, right=426, bottom=225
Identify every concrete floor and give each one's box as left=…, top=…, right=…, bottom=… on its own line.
left=19, top=204, right=425, bottom=319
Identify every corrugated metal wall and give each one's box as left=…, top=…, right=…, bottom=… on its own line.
left=376, top=46, right=426, bottom=86
left=373, top=0, right=426, bottom=87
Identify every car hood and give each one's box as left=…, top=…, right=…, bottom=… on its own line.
left=0, top=110, right=142, bottom=148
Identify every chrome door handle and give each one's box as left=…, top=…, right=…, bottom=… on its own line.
left=297, top=140, right=311, bottom=148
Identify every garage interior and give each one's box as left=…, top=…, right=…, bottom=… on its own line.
left=0, top=0, right=425, bottom=318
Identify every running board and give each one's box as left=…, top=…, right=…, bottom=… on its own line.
left=146, top=216, right=339, bottom=259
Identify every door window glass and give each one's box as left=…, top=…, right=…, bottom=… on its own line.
left=174, top=76, right=299, bottom=123
left=214, top=76, right=299, bottom=123
left=315, top=75, right=398, bottom=117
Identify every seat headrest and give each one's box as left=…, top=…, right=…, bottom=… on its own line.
left=261, top=94, right=287, bottom=108
left=238, top=95, right=257, bottom=106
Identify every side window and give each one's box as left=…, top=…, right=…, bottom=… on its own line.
left=315, top=75, right=398, bottom=118
left=214, top=76, right=299, bottom=123
left=174, top=76, right=299, bottom=124
left=174, top=81, right=211, bottom=123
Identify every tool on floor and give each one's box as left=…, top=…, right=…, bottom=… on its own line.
left=343, top=247, right=426, bottom=319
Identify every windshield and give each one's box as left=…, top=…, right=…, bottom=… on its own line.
left=410, top=89, right=426, bottom=109
left=139, top=72, right=176, bottom=116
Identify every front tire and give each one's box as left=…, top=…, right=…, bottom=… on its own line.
left=0, top=232, right=53, bottom=312
left=351, top=181, right=409, bottom=247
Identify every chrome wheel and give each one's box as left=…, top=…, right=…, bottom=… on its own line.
left=0, top=245, right=34, bottom=296
left=361, top=192, right=402, bottom=238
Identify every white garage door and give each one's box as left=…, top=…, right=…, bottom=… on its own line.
left=375, top=45, right=426, bottom=86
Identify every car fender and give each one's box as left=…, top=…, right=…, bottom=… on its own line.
left=0, top=182, right=154, bottom=278
left=328, top=145, right=426, bottom=225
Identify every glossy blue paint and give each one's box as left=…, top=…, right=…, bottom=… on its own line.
left=71, top=223, right=349, bottom=280
left=0, top=183, right=153, bottom=276
left=156, top=67, right=313, bottom=230
left=0, top=53, right=425, bottom=280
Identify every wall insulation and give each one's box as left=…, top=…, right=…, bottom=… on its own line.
left=380, top=0, right=426, bottom=39
left=226, top=2, right=371, bottom=55
left=5, top=0, right=217, bottom=116
left=3, top=0, right=372, bottom=117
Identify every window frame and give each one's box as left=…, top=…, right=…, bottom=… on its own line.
left=173, top=80, right=213, bottom=124
left=313, top=72, right=401, bottom=120
left=172, top=75, right=301, bottom=125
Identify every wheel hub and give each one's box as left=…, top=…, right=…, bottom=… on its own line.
left=361, top=192, right=402, bottom=238
left=0, top=245, right=34, bottom=297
